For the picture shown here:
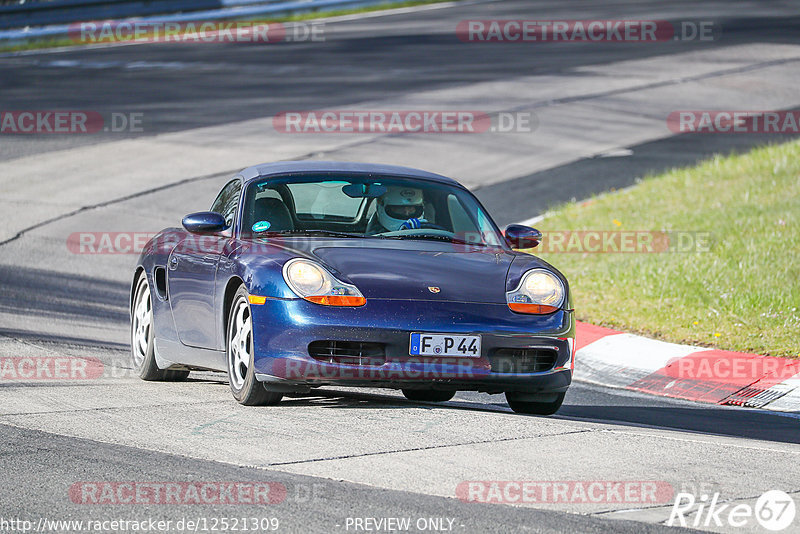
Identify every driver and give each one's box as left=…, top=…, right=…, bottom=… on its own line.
left=369, top=186, right=427, bottom=233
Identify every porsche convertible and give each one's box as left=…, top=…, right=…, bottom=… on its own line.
left=130, top=161, right=575, bottom=414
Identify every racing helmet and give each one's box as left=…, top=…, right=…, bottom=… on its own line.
left=377, top=186, right=425, bottom=231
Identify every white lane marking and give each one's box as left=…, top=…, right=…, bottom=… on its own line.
left=579, top=333, right=711, bottom=372
left=596, top=147, right=633, bottom=157
left=318, top=0, right=498, bottom=24
left=35, top=59, right=194, bottom=69
left=516, top=214, right=544, bottom=227
left=0, top=0, right=500, bottom=59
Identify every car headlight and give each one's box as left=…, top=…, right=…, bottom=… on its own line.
left=506, top=269, right=564, bottom=314
left=282, top=258, right=365, bottom=306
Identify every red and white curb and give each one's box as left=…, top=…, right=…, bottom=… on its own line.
left=574, top=322, right=800, bottom=412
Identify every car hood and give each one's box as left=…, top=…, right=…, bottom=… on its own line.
left=238, top=237, right=560, bottom=304
left=309, top=241, right=515, bottom=303
left=313, top=247, right=513, bottom=303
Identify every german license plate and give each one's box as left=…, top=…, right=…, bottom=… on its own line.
left=409, top=333, right=481, bottom=357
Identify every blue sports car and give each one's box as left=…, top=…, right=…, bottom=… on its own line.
left=130, top=162, right=575, bottom=414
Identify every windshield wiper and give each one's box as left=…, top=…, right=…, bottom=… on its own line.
left=384, top=233, right=489, bottom=247
left=274, top=229, right=363, bottom=238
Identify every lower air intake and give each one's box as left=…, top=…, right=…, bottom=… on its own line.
left=490, top=348, right=558, bottom=373
left=308, top=340, right=386, bottom=366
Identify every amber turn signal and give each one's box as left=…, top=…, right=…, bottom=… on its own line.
left=508, top=302, right=559, bottom=314
left=305, top=295, right=366, bottom=307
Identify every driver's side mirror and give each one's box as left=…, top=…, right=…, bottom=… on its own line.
left=182, top=211, right=227, bottom=234
left=505, top=224, right=542, bottom=249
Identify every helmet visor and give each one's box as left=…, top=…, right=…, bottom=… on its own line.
left=385, top=204, right=423, bottom=221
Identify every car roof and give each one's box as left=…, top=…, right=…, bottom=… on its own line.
left=239, top=161, right=461, bottom=187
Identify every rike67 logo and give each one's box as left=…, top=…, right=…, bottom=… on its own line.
left=669, top=490, right=796, bottom=531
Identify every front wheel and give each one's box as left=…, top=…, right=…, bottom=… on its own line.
left=402, top=389, right=456, bottom=402
left=131, top=272, right=189, bottom=381
left=227, top=286, right=283, bottom=406
left=505, top=392, right=565, bottom=415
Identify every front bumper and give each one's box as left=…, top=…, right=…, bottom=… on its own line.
left=251, top=298, right=574, bottom=393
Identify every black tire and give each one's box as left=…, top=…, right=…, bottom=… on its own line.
left=402, top=389, right=456, bottom=402
left=131, top=272, right=190, bottom=382
left=506, top=392, right=565, bottom=415
left=226, top=286, right=283, bottom=406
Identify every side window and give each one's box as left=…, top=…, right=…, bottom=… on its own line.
left=211, top=179, right=242, bottom=229
left=447, top=194, right=472, bottom=233
left=476, top=208, right=502, bottom=246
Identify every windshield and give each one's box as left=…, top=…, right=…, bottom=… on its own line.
left=239, top=175, right=505, bottom=247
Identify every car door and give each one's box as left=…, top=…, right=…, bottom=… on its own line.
left=168, top=177, right=241, bottom=349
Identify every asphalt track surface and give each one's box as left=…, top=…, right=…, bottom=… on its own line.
left=1, top=1, right=800, bottom=533
left=2, top=0, right=800, bottom=161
